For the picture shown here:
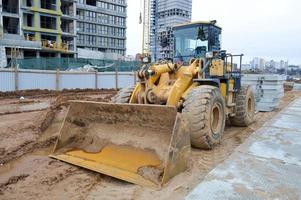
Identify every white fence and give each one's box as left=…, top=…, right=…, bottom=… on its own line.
left=0, top=68, right=137, bottom=92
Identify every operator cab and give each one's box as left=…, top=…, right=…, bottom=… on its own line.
left=173, top=21, right=222, bottom=64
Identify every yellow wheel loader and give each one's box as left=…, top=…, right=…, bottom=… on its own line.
left=51, top=21, right=255, bottom=189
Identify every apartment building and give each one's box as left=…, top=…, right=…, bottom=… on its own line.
left=0, top=0, right=127, bottom=67
left=150, top=0, right=192, bottom=61
left=76, top=0, right=127, bottom=56
left=0, top=0, right=76, bottom=66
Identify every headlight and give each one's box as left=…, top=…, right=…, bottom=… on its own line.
left=142, top=56, right=150, bottom=63
left=206, top=52, right=213, bottom=59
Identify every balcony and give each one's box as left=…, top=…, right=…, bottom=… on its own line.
left=41, top=40, right=69, bottom=52
left=1, top=34, right=41, bottom=49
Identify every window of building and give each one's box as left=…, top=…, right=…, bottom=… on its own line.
left=3, top=0, right=19, bottom=14
left=23, top=13, right=34, bottom=27
left=98, top=14, right=108, bottom=24
left=61, top=19, right=74, bottom=33
left=85, top=11, right=97, bottom=22
left=86, top=35, right=96, bottom=45
left=77, top=22, right=84, bottom=32
left=99, top=26, right=108, bottom=35
left=61, top=1, right=73, bottom=16
left=86, top=0, right=96, bottom=6
left=41, top=34, right=57, bottom=42
left=85, top=23, right=96, bottom=33
left=77, top=34, right=85, bottom=44
left=76, top=10, right=84, bottom=20
left=40, top=16, right=57, bottom=30
left=40, top=0, right=56, bottom=10
left=3, top=17, right=19, bottom=34
left=26, top=0, right=33, bottom=7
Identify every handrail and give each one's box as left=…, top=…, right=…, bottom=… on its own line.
left=24, top=36, right=69, bottom=51
left=41, top=40, right=69, bottom=51
left=225, top=53, right=244, bottom=77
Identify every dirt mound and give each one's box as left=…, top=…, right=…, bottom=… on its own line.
left=0, top=89, right=117, bottom=164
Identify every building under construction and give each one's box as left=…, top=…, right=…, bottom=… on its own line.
left=0, top=0, right=127, bottom=67
left=150, top=0, right=192, bottom=61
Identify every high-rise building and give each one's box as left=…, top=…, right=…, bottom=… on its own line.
left=150, top=0, right=192, bottom=61
left=250, top=57, right=265, bottom=70
left=0, top=0, right=127, bottom=67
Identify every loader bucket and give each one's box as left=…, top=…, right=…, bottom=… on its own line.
left=50, top=101, right=190, bottom=189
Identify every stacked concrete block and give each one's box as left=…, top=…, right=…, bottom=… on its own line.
left=0, top=46, right=7, bottom=68
left=242, top=74, right=285, bottom=112
left=294, top=83, right=301, bottom=91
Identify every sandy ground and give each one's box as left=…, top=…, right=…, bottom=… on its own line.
left=0, top=89, right=300, bottom=200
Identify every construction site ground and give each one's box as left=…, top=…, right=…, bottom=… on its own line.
left=0, top=89, right=300, bottom=200
left=186, top=97, right=301, bottom=199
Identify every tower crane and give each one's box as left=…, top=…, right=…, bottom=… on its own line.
left=139, top=0, right=152, bottom=63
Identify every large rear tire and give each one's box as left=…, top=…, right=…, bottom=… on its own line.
left=111, top=86, right=135, bottom=103
left=229, top=85, right=255, bottom=126
left=182, top=85, right=226, bottom=150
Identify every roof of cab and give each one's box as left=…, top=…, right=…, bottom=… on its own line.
left=174, top=21, right=222, bottom=29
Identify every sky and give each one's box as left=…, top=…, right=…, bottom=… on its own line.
left=126, top=0, right=301, bottom=64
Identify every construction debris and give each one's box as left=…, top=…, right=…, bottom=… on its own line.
left=242, top=74, right=285, bottom=112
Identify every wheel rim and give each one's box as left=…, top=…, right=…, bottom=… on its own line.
left=211, top=103, right=223, bottom=135
left=247, top=97, right=254, bottom=118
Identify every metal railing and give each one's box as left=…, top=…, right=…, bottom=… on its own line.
left=25, top=36, right=69, bottom=52
left=24, top=35, right=36, bottom=41
left=41, top=40, right=69, bottom=51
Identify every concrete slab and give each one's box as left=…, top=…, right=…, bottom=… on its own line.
left=265, top=113, right=301, bottom=130
left=186, top=98, right=301, bottom=200
left=237, top=127, right=301, bottom=165
left=186, top=153, right=301, bottom=200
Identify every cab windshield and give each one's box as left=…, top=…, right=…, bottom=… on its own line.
left=175, top=26, right=208, bottom=58
left=174, top=24, right=221, bottom=61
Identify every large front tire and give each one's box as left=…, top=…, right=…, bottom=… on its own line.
left=229, top=85, right=255, bottom=126
left=111, top=86, right=135, bottom=103
left=182, top=85, right=226, bottom=149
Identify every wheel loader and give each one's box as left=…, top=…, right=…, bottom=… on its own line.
left=51, top=21, right=255, bottom=189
